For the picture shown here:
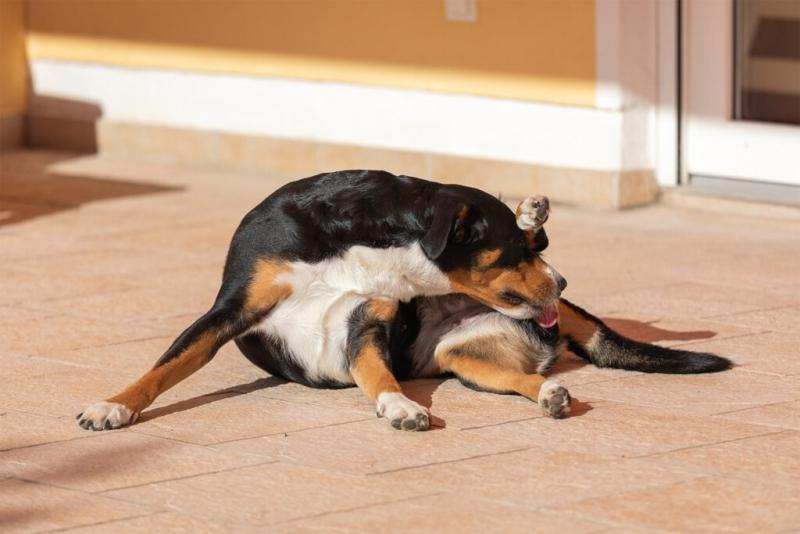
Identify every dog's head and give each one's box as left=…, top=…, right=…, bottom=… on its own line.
left=421, top=185, right=565, bottom=327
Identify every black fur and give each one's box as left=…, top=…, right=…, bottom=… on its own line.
left=153, top=170, right=528, bottom=377
left=560, top=299, right=731, bottom=373
left=220, top=170, right=523, bottom=285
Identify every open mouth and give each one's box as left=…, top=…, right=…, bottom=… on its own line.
left=534, top=302, right=559, bottom=328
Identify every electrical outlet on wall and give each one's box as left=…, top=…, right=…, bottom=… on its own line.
left=445, top=0, right=477, bottom=22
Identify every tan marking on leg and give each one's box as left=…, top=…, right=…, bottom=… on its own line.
left=245, top=259, right=293, bottom=312
left=106, top=331, right=217, bottom=413
left=438, top=349, right=547, bottom=400
left=351, top=299, right=402, bottom=400
left=558, top=300, right=600, bottom=344
left=350, top=343, right=402, bottom=400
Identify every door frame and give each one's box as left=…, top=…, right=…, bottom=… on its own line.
left=680, top=0, right=800, bottom=187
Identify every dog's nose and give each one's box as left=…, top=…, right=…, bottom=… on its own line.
left=552, top=269, right=567, bottom=294
left=557, top=274, right=568, bottom=293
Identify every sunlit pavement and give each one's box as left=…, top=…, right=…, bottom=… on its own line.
left=2, top=149, right=798, bottom=532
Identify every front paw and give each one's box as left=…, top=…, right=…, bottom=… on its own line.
left=76, top=401, right=138, bottom=431
left=376, top=392, right=431, bottom=431
left=537, top=380, right=571, bottom=419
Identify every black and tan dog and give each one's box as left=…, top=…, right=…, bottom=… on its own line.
left=78, top=170, right=729, bottom=431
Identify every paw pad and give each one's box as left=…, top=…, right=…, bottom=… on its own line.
left=538, top=380, right=571, bottom=419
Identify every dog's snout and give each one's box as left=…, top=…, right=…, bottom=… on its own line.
left=546, top=265, right=567, bottom=295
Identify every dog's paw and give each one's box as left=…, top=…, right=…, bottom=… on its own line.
left=516, top=195, right=550, bottom=231
left=537, top=380, right=571, bottom=419
left=76, top=401, right=138, bottom=431
left=376, top=392, right=431, bottom=431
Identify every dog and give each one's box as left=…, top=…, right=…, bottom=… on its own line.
left=77, top=170, right=730, bottom=431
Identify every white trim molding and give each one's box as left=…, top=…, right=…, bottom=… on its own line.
left=31, top=59, right=624, bottom=172
left=594, top=0, right=622, bottom=111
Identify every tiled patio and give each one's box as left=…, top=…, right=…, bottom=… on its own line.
left=1, top=149, right=798, bottom=533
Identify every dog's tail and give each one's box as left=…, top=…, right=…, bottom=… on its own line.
left=558, top=299, right=731, bottom=373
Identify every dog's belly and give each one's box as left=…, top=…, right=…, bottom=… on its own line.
left=244, top=244, right=451, bottom=386
left=248, top=288, right=362, bottom=386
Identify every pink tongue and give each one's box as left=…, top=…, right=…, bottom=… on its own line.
left=535, top=303, right=559, bottom=328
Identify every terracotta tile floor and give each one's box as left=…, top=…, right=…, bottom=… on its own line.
left=1, top=149, right=799, bottom=532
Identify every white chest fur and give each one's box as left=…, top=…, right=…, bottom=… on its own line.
left=250, top=243, right=451, bottom=383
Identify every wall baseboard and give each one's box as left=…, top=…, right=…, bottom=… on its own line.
left=90, top=120, right=659, bottom=209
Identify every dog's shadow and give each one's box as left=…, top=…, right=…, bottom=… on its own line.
left=138, top=376, right=286, bottom=422
left=136, top=317, right=716, bottom=426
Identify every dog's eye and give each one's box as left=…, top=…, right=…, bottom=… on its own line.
left=500, top=291, right=527, bottom=306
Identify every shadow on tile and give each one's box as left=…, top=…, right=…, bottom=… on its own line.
left=0, top=152, right=182, bottom=227
left=139, top=377, right=286, bottom=423
left=603, top=317, right=717, bottom=343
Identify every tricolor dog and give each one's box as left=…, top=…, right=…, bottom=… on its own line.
left=78, top=170, right=730, bottom=431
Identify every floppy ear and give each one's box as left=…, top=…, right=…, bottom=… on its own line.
left=420, top=202, right=486, bottom=260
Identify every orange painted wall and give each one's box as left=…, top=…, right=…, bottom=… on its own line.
left=0, top=0, right=28, bottom=116
left=27, top=0, right=597, bottom=107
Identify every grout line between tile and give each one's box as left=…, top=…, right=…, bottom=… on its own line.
left=204, top=416, right=378, bottom=446
left=711, top=399, right=797, bottom=417
left=42, top=511, right=168, bottom=533
left=667, top=329, right=773, bottom=349
left=367, top=446, right=533, bottom=476
left=703, top=302, right=799, bottom=321
left=0, top=433, right=98, bottom=453
left=95, top=459, right=278, bottom=495
left=629, top=428, right=788, bottom=460
left=270, top=491, right=446, bottom=527
left=458, top=415, right=539, bottom=431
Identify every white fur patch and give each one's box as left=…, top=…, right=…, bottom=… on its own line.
left=79, top=401, right=138, bottom=430
left=251, top=243, right=451, bottom=384
left=585, top=328, right=603, bottom=353
left=487, top=303, right=537, bottom=319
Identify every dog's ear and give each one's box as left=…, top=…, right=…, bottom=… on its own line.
left=530, top=227, right=549, bottom=252
left=420, top=202, right=487, bottom=260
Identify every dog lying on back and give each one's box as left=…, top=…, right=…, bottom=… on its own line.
left=78, top=170, right=730, bottom=431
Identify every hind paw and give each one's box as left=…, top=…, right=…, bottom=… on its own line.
left=516, top=195, right=550, bottom=231
left=538, top=380, right=571, bottom=419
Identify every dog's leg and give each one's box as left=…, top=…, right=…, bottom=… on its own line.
left=77, top=259, right=292, bottom=430
left=347, top=300, right=430, bottom=431
left=437, top=346, right=571, bottom=419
